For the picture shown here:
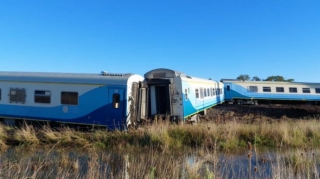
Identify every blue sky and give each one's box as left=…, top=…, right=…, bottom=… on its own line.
left=0, top=0, right=319, bottom=82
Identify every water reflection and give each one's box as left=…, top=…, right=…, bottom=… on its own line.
left=1, top=148, right=320, bottom=178
left=188, top=149, right=320, bottom=179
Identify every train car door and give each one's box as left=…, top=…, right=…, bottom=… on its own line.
left=107, top=88, right=125, bottom=130
left=149, top=84, right=170, bottom=116
left=224, top=83, right=233, bottom=101
left=146, top=79, right=171, bottom=118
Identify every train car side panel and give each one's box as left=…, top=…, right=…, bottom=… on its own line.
left=0, top=71, right=144, bottom=130
left=222, top=80, right=320, bottom=103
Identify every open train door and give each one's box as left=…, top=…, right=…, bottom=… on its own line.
left=133, top=79, right=172, bottom=124
left=147, top=79, right=172, bottom=118
left=134, top=68, right=186, bottom=123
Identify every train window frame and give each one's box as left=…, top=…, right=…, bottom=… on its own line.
left=61, top=92, right=78, bottom=105
left=212, top=88, right=216, bottom=96
left=204, top=88, right=207, bottom=97
left=9, top=88, right=26, bottom=103
left=263, top=87, right=271, bottom=92
left=185, top=89, right=188, bottom=101
left=207, top=88, right=210, bottom=97
left=289, top=87, right=297, bottom=93
left=248, top=86, right=258, bottom=92
left=276, top=87, right=284, bottom=93
left=302, top=88, right=310, bottom=93
left=316, top=88, right=320, bottom=94
left=200, top=88, right=204, bottom=99
left=112, top=93, right=120, bottom=109
left=34, top=90, right=51, bottom=104
left=220, top=88, right=223, bottom=95
left=195, top=89, right=199, bottom=98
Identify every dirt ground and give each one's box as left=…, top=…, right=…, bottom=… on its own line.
left=205, top=104, right=320, bottom=123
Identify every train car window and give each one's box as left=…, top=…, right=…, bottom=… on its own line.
left=113, top=94, right=120, bottom=108
left=61, top=92, right=78, bottom=105
left=276, top=87, right=284, bottom=92
left=204, top=88, right=207, bottom=97
left=185, top=89, right=188, bottom=100
left=10, top=88, right=26, bottom=103
left=34, top=90, right=51, bottom=104
left=207, top=89, right=210, bottom=97
left=316, top=88, right=320, bottom=94
left=289, top=87, right=297, bottom=93
left=227, top=85, right=230, bottom=91
left=195, top=89, right=199, bottom=98
left=248, top=86, right=258, bottom=92
left=302, top=88, right=310, bottom=93
left=213, top=88, right=216, bottom=96
left=220, top=88, right=223, bottom=95
left=200, top=88, right=204, bottom=98
left=263, top=87, right=271, bottom=92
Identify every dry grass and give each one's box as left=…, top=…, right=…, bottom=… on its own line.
left=13, top=123, right=39, bottom=146
left=1, top=106, right=320, bottom=178
left=0, top=124, right=8, bottom=150
left=0, top=117, right=320, bottom=152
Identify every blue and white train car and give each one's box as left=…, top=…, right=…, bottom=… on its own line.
left=222, top=80, right=320, bottom=104
left=0, top=71, right=144, bottom=130
left=138, top=68, right=224, bottom=122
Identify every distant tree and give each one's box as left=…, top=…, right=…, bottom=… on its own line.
left=251, top=76, right=261, bottom=81
left=264, top=76, right=283, bottom=81
left=285, top=78, right=295, bottom=82
left=236, top=74, right=250, bottom=81
left=263, top=75, right=294, bottom=82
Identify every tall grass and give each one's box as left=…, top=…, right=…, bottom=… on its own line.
left=1, top=119, right=320, bottom=152
left=0, top=124, right=8, bottom=150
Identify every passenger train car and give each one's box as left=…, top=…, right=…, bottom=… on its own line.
left=222, top=80, right=320, bottom=104
left=136, top=69, right=224, bottom=123
left=0, top=71, right=144, bottom=130
left=0, top=68, right=224, bottom=129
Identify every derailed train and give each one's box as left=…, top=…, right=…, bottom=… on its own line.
left=0, top=68, right=319, bottom=130
left=0, top=68, right=224, bottom=130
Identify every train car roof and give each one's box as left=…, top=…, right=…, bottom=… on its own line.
left=220, top=79, right=320, bottom=85
left=0, top=71, right=142, bottom=85
left=144, top=68, right=187, bottom=79
left=144, top=68, right=219, bottom=82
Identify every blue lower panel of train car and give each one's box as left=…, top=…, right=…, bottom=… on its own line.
left=0, top=86, right=127, bottom=130
left=182, top=95, right=223, bottom=118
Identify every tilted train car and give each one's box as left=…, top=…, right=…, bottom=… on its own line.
left=0, top=71, right=144, bottom=130
left=221, top=80, right=320, bottom=104
left=134, top=68, right=224, bottom=123
left=0, top=68, right=225, bottom=129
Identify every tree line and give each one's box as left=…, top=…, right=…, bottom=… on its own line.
left=236, top=74, right=294, bottom=82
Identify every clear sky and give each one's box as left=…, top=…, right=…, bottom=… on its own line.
left=0, top=0, right=319, bottom=82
